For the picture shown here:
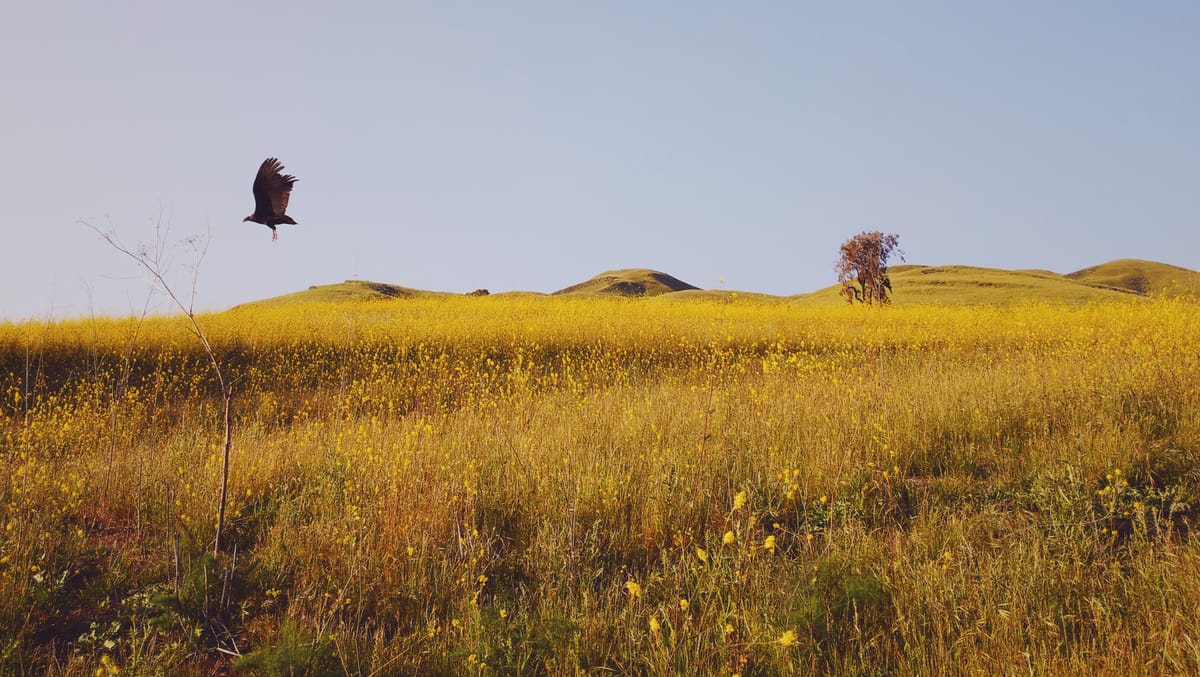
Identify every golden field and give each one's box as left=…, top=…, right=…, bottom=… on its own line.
left=2, top=294, right=1199, bottom=675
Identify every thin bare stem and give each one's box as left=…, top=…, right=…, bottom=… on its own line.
left=86, top=219, right=236, bottom=557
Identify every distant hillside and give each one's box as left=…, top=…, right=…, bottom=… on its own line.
left=236, top=260, right=1198, bottom=309
left=237, top=280, right=446, bottom=308
left=794, top=264, right=1135, bottom=306
left=1067, top=259, right=1200, bottom=297
left=553, top=269, right=699, bottom=297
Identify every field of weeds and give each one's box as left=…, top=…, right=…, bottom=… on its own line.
left=2, top=295, right=1199, bottom=674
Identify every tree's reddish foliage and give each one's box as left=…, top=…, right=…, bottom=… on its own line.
left=836, top=231, right=903, bottom=305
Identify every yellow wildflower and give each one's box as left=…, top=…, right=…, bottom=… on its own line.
left=96, top=654, right=119, bottom=676
left=733, top=490, right=747, bottom=511
left=625, top=580, right=643, bottom=598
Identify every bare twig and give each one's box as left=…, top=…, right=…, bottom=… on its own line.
left=86, top=219, right=236, bottom=557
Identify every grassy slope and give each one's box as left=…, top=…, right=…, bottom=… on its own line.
left=1067, top=258, right=1200, bottom=297
left=238, top=280, right=447, bottom=308
left=552, top=269, right=700, bottom=297
left=793, top=264, right=1135, bottom=306
left=241, top=260, right=1200, bottom=310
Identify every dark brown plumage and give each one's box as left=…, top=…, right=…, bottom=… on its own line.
left=243, top=157, right=298, bottom=241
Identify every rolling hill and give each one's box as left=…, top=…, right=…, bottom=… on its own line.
left=795, top=264, right=1135, bottom=306
left=1066, top=259, right=1200, bottom=297
left=237, top=260, right=1199, bottom=308
left=237, top=280, right=447, bottom=308
left=552, top=269, right=700, bottom=297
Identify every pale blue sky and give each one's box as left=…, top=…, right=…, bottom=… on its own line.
left=2, top=2, right=1197, bottom=318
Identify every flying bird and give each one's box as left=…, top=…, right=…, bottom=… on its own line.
left=243, top=157, right=298, bottom=241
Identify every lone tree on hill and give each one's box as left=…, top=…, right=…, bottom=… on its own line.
left=836, top=231, right=903, bottom=305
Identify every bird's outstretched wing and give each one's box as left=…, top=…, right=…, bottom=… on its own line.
left=252, top=157, right=298, bottom=218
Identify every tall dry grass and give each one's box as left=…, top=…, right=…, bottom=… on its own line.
left=1, top=296, right=1198, bottom=674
